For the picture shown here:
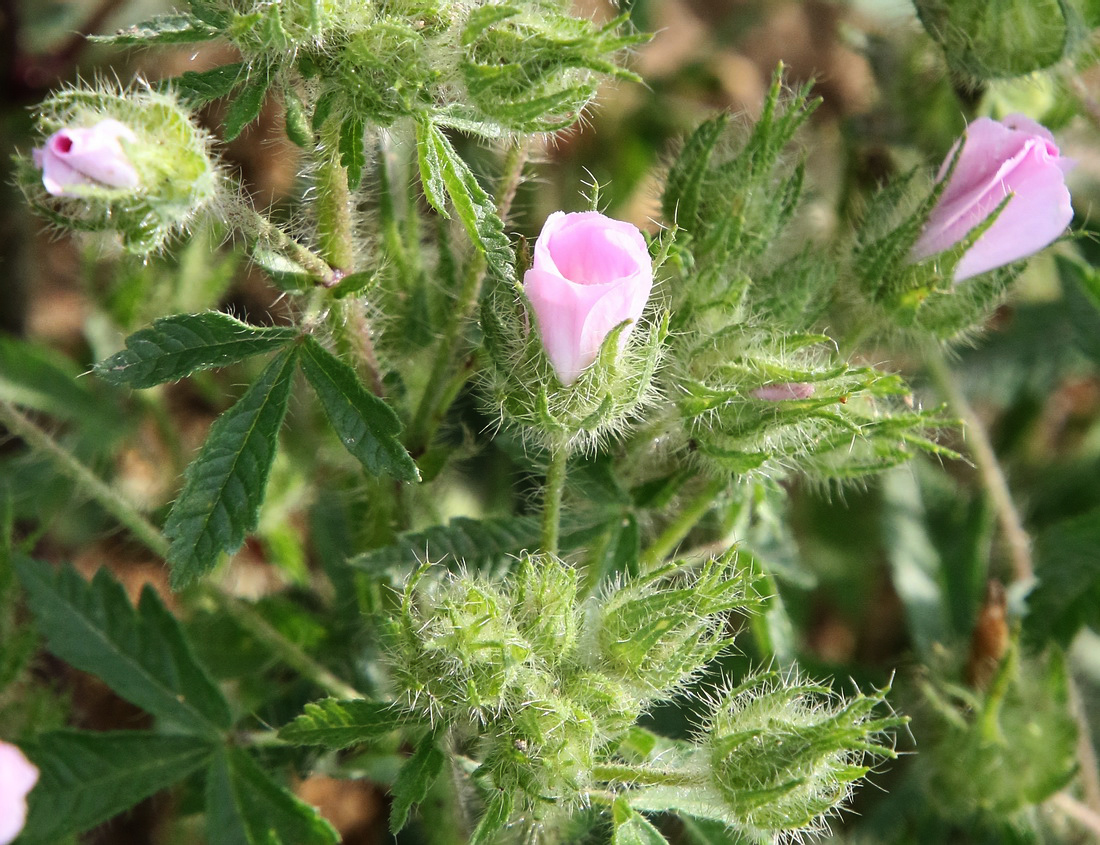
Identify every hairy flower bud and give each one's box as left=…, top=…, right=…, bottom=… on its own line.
left=910, top=115, right=1073, bottom=282
left=33, top=119, right=139, bottom=197
left=914, top=0, right=1085, bottom=80
left=0, top=741, right=38, bottom=845
left=525, top=211, right=654, bottom=386
left=19, top=87, right=219, bottom=253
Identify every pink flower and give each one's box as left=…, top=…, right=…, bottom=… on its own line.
left=751, top=382, right=815, bottom=401
left=32, top=118, right=140, bottom=197
left=524, top=211, right=654, bottom=385
left=0, top=740, right=38, bottom=845
left=910, top=114, right=1073, bottom=283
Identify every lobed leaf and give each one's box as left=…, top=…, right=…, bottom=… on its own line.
left=278, top=698, right=419, bottom=749
left=415, top=120, right=516, bottom=285
left=299, top=336, right=420, bottom=481
left=224, top=69, right=273, bottom=142
left=390, top=732, right=445, bottom=833
left=166, top=62, right=247, bottom=105
left=663, top=114, right=729, bottom=230
left=15, top=557, right=232, bottom=735
left=92, top=13, right=219, bottom=44
left=205, top=746, right=340, bottom=845
left=19, top=730, right=214, bottom=843
left=165, top=346, right=298, bottom=588
left=95, top=311, right=297, bottom=389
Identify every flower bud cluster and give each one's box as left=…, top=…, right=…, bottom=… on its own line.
left=383, top=554, right=753, bottom=811
left=17, top=87, right=219, bottom=253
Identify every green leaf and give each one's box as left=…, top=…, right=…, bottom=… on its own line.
left=340, top=118, right=367, bottom=189
left=348, top=515, right=540, bottom=573
left=91, top=13, right=219, bottom=44
left=95, top=312, right=298, bottom=389
left=167, top=62, right=247, bottom=105
left=0, top=335, right=116, bottom=425
left=206, top=746, right=340, bottom=845
left=330, top=270, right=377, bottom=299
left=1025, top=507, right=1100, bottom=647
left=662, top=114, right=729, bottom=229
left=165, top=346, right=298, bottom=588
left=283, top=87, right=314, bottom=148
left=679, top=815, right=751, bottom=844
left=299, top=336, right=420, bottom=481
left=15, top=557, right=232, bottom=735
left=415, top=120, right=516, bottom=285
left=1056, top=255, right=1100, bottom=364
left=390, top=732, right=445, bottom=833
left=278, top=698, right=418, bottom=749
left=469, top=789, right=514, bottom=845
left=612, top=799, right=669, bottom=845
left=20, top=730, right=214, bottom=843
left=224, top=70, right=273, bottom=142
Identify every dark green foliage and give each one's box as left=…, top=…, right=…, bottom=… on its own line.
left=15, top=557, right=232, bottom=735
left=278, top=698, right=421, bottom=749
left=165, top=346, right=298, bottom=587
left=20, top=731, right=215, bottom=843
left=390, top=732, right=446, bottom=833
left=224, top=68, right=273, bottom=141
left=95, top=311, right=297, bottom=389
left=1025, top=508, right=1100, bottom=647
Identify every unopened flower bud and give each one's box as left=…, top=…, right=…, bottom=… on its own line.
left=910, top=114, right=1073, bottom=282
left=750, top=382, right=815, bottom=401
left=0, top=740, right=38, bottom=845
left=525, top=211, right=654, bottom=386
left=33, top=119, right=139, bottom=197
left=19, top=88, right=219, bottom=253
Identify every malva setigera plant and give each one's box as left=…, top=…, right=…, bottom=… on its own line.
left=1, top=0, right=1099, bottom=843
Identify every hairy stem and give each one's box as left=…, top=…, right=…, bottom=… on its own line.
left=0, top=399, right=364, bottom=700
left=234, top=201, right=340, bottom=288
left=316, top=124, right=356, bottom=272
left=924, top=346, right=1032, bottom=581
left=0, top=399, right=170, bottom=558
left=592, top=763, right=702, bottom=788
left=639, top=477, right=726, bottom=570
left=541, top=440, right=569, bottom=556
left=406, top=139, right=530, bottom=455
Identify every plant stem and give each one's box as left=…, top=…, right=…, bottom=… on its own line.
left=235, top=202, right=340, bottom=288
left=639, top=476, right=726, bottom=571
left=406, top=139, right=529, bottom=455
left=315, top=124, right=356, bottom=272
left=0, top=399, right=364, bottom=700
left=0, top=399, right=170, bottom=558
left=199, top=586, right=364, bottom=700
left=541, top=440, right=569, bottom=556
left=592, top=763, right=702, bottom=788
left=924, top=345, right=1032, bottom=582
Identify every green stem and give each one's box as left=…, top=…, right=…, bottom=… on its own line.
left=0, top=399, right=170, bottom=558
left=0, top=399, right=364, bottom=701
left=541, top=440, right=569, bottom=556
left=924, top=345, right=1031, bottom=581
left=639, top=477, right=726, bottom=571
left=316, top=124, right=356, bottom=272
left=234, top=202, right=340, bottom=288
left=592, top=763, right=702, bottom=788
left=405, top=140, right=530, bottom=455
left=199, top=586, right=364, bottom=700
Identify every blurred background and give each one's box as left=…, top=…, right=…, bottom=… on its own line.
left=3, top=0, right=1100, bottom=842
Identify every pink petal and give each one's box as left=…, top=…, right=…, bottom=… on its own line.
left=0, top=741, right=38, bottom=845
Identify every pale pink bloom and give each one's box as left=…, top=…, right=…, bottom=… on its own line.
left=910, top=114, right=1073, bottom=283
left=32, top=118, right=140, bottom=197
left=751, top=382, right=815, bottom=401
left=524, top=211, right=653, bottom=385
left=0, top=740, right=38, bottom=845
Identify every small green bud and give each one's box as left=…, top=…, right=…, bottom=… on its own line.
left=19, top=86, right=219, bottom=254
left=512, top=555, right=580, bottom=662
left=331, top=19, right=436, bottom=125
left=914, top=0, right=1086, bottom=81
left=704, top=674, right=899, bottom=840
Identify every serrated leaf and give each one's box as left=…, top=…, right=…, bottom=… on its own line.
left=165, top=346, right=298, bottom=588
left=278, top=698, right=418, bottom=749
left=415, top=120, right=516, bottom=285
left=19, top=730, right=214, bottom=843
left=469, top=789, right=514, bottom=845
left=224, top=70, right=272, bottom=142
left=92, top=13, right=219, bottom=44
left=15, top=557, right=232, bottom=735
left=663, top=114, right=729, bottom=228
left=299, top=336, right=420, bottom=481
left=95, top=312, right=297, bottom=389
left=348, top=515, right=540, bottom=572
left=390, top=732, right=445, bottom=833
left=167, top=62, right=246, bottom=104
left=206, top=746, right=340, bottom=845
left=340, top=118, right=366, bottom=189
left=612, top=799, right=669, bottom=845
left=330, top=270, right=376, bottom=299
left=1025, top=507, right=1100, bottom=647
